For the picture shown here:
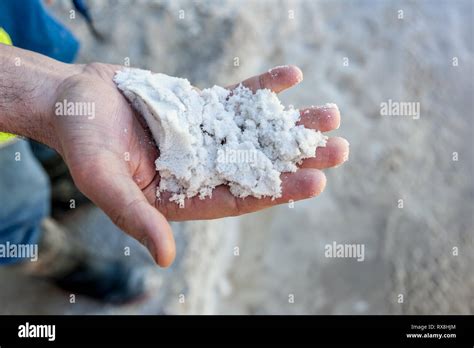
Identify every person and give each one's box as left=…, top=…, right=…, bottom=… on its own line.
left=0, top=1, right=349, bottom=304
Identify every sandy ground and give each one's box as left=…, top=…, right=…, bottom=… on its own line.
left=0, top=0, right=472, bottom=314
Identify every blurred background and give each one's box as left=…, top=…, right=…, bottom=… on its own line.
left=0, top=0, right=472, bottom=314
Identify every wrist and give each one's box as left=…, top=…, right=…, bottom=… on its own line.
left=0, top=44, right=83, bottom=150
left=36, top=62, right=85, bottom=151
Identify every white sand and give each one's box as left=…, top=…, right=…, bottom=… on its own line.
left=114, top=68, right=327, bottom=206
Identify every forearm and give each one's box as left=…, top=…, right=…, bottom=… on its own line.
left=0, top=44, right=81, bottom=149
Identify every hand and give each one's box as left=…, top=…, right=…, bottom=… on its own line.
left=51, top=64, right=349, bottom=267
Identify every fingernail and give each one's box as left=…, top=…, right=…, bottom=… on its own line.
left=320, top=103, right=339, bottom=110
left=342, top=139, right=350, bottom=162
left=295, top=67, right=303, bottom=83
left=142, top=236, right=157, bottom=263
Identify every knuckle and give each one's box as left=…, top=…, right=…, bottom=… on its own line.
left=258, top=74, right=266, bottom=90
left=110, top=198, right=144, bottom=233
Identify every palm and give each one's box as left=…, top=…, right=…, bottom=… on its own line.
left=53, top=63, right=349, bottom=266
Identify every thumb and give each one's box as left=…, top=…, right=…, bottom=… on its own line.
left=74, top=165, right=176, bottom=267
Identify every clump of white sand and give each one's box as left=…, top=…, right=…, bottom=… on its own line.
left=114, top=68, right=327, bottom=206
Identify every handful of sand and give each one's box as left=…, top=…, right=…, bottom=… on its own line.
left=114, top=68, right=327, bottom=206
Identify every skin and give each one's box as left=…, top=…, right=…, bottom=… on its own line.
left=0, top=44, right=349, bottom=267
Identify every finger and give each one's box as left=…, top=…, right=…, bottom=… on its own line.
left=297, top=104, right=341, bottom=132
left=73, top=157, right=176, bottom=267
left=155, top=168, right=326, bottom=220
left=227, top=65, right=303, bottom=93
left=299, top=137, right=349, bottom=169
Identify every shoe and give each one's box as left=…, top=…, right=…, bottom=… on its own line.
left=52, top=256, right=145, bottom=304
left=21, top=218, right=146, bottom=304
